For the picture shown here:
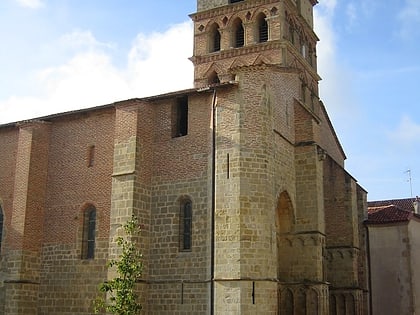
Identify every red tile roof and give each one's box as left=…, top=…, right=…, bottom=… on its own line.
left=365, top=205, right=414, bottom=224
left=368, top=197, right=418, bottom=212
left=366, top=197, right=420, bottom=224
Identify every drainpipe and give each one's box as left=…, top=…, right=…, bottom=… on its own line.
left=365, top=224, right=373, bottom=315
left=210, top=88, right=217, bottom=315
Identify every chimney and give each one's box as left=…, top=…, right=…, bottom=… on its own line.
left=414, top=196, right=419, bottom=214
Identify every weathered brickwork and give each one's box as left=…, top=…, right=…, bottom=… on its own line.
left=324, top=156, right=369, bottom=314
left=0, top=0, right=369, bottom=314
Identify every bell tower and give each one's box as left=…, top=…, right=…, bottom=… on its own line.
left=190, top=1, right=335, bottom=314
left=191, top=0, right=319, bottom=96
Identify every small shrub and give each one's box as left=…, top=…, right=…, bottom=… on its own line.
left=94, top=216, right=143, bottom=315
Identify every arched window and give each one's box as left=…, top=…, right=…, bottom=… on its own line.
left=257, top=13, right=268, bottom=42
left=209, top=23, right=221, bottom=53
left=82, top=206, right=96, bottom=259
left=179, top=199, right=192, bottom=251
left=233, top=18, right=245, bottom=48
left=0, top=205, right=4, bottom=254
left=208, top=71, right=220, bottom=85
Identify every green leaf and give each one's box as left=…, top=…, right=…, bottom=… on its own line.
left=93, top=215, right=143, bottom=314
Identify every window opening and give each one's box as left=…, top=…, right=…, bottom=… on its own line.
left=209, top=71, right=220, bottom=85
left=82, top=206, right=96, bottom=259
left=258, top=15, right=268, bottom=42
left=87, top=145, right=95, bottom=167
left=234, top=21, right=245, bottom=48
left=230, top=0, right=244, bottom=3
left=173, top=96, right=188, bottom=137
left=227, top=153, right=230, bottom=179
left=210, top=25, right=221, bottom=52
left=180, top=199, right=192, bottom=251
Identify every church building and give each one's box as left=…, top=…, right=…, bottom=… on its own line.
left=0, top=0, right=370, bottom=314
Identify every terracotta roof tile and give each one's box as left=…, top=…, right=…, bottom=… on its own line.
left=368, top=197, right=418, bottom=212
left=365, top=205, right=414, bottom=224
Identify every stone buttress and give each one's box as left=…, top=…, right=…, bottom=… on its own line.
left=2, top=121, right=50, bottom=314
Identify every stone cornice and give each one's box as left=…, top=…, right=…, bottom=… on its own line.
left=191, top=0, right=282, bottom=21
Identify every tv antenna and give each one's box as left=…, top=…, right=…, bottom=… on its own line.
left=406, top=169, right=413, bottom=198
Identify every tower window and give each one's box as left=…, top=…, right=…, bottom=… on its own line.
left=172, top=96, right=188, bottom=138
left=210, top=24, right=221, bottom=52
left=257, top=14, right=268, bottom=42
left=233, top=19, right=245, bottom=48
left=209, top=71, right=220, bottom=85
left=82, top=206, right=96, bottom=259
left=179, top=199, right=192, bottom=251
left=0, top=205, right=3, bottom=254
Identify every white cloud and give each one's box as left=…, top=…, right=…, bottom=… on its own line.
left=15, top=0, right=44, bottom=9
left=0, top=21, right=194, bottom=124
left=398, top=0, right=420, bottom=39
left=319, top=0, right=337, bottom=15
left=314, top=1, right=356, bottom=121
left=345, top=3, right=357, bottom=31
left=59, top=30, right=115, bottom=51
left=127, top=21, right=194, bottom=96
left=389, top=115, right=420, bottom=144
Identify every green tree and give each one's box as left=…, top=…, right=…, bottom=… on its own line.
left=94, top=216, right=143, bottom=314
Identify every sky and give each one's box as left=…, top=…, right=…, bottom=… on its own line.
left=0, top=0, right=419, bottom=201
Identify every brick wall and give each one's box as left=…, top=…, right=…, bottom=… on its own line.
left=0, top=1, right=370, bottom=314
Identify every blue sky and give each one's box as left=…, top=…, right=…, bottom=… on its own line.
left=0, top=0, right=419, bottom=201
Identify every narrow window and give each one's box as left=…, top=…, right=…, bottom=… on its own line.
left=210, top=24, right=221, bottom=53
left=229, top=0, right=244, bottom=3
left=257, top=14, right=268, bottom=42
left=0, top=205, right=3, bottom=254
left=173, top=96, right=188, bottom=138
left=87, top=145, right=95, bottom=167
left=82, top=206, right=96, bottom=259
left=180, top=199, right=192, bottom=251
left=227, top=153, right=230, bottom=179
left=233, top=19, right=245, bottom=48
